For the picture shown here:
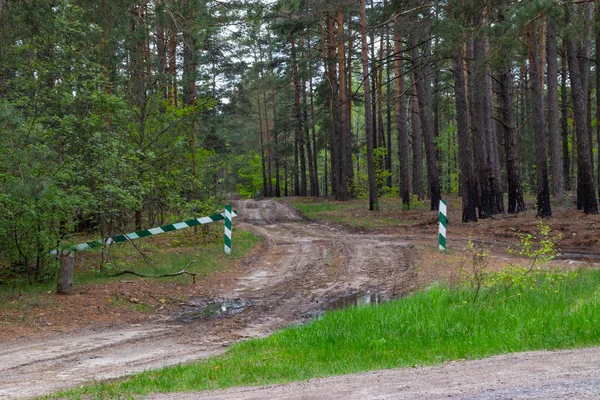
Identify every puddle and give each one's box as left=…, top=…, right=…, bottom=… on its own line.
left=179, top=299, right=252, bottom=322
left=327, top=291, right=388, bottom=311
left=247, top=219, right=267, bottom=225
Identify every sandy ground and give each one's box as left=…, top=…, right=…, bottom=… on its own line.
left=0, top=200, right=414, bottom=398
left=149, top=347, right=600, bottom=400
left=0, top=199, right=599, bottom=399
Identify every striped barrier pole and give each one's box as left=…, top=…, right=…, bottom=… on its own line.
left=438, top=199, right=447, bottom=251
left=224, top=204, right=232, bottom=255
left=50, top=209, right=237, bottom=255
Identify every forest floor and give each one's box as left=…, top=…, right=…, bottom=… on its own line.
left=1, top=197, right=600, bottom=398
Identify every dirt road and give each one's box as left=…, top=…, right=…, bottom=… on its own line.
left=149, top=347, right=600, bottom=400
left=0, top=200, right=415, bottom=398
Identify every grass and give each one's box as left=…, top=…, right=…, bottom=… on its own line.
left=54, top=267, right=600, bottom=399
left=289, top=197, right=430, bottom=229
left=0, top=226, right=261, bottom=299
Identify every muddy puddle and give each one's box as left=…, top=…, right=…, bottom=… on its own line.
left=179, top=298, right=253, bottom=322
left=327, top=291, right=388, bottom=311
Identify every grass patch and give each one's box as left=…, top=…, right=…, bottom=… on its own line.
left=0, top=227, right=261, bottom=298
left=289, top=197, right=430, bottom=229
left=55, top=267, right=600, bottom=399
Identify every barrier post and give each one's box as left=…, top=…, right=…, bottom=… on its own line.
left=224, top=204, right=232, bottom=255
left=439, top=199, right=447, bottom=251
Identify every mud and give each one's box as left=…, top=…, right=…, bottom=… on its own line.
left=0, top=200, right=414, bottom=398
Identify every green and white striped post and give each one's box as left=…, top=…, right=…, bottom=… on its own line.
left=224, top=204, right=232, bottom=255
left=50, top=209, right=237, bottom=255
left=438, top=199, right=447, bottom=251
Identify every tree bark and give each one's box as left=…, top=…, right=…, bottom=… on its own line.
left=566, top=5, right=598, bottom=214
left=547, top=17, right=564, bottom=196
left=325, top=16, right=341, bottom=199
left=337, top=11, right=350, bottom=200
left=410, top=35, right=440, bottom=211
left=498, top=56, right=525, bottom=214
left=57, top=251, right=74, bottom=295
left=528, top=23, right=552, bottom=218
left=291, top=33, right=305, bottom=196
left=411, top=71, right=424, bottom=200
left=257, top=92, right=268, bottom=197
left=561, top=39, right=571, bottom=191
left=394, top=25, right=411, bottom=209
left=452, top=49, right=478, bottom=222
left=360, top=0, right=378, bottom=211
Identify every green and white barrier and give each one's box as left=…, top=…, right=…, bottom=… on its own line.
left=51, top=207, right=237, bottom=255
left=438, top=199, right=447, bottom=251
left=224, top=204, right=232, bottom=255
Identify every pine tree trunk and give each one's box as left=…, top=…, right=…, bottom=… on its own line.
left=257, top=93, right=268, bottom=197
left=337, top=11, right=350, bottom=200
left=547, top=17, right=564, bottom=196
left=452, top=49, right=478, bottom=222
left=528, top=24, right=552, bottom=218
left=566, top=8, right=598, bottom=214
left=498, top=55, right=525, bottom=214
left=376, top=19, right=387, bottom=183
left=307, top=33, right=319, bottom=197
left=394, top=26, right=411, bottom=209
left=561, top=39, right=571, bottom=191
left=411, top=71, right=424, bottom=200
left=360, top=0, right=378, bottom=211
left=325, top=16, right=341, bottom=199
left=291, top=34, right=305, bottom=197
left=470, top=34, right=492, bottom=218
left=410, top=35, right=440, bottom=211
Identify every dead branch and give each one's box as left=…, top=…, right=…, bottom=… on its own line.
left=110, top=260, right=199, bottom=283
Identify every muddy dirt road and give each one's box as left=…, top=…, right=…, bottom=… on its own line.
left=0, top=200, right=416, bottom=398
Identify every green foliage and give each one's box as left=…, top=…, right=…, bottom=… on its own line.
left=234, top=152, right=264, bottom=199
left=460, top=221, right=567, bottom=303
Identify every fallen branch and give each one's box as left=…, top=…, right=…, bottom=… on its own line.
left=111, top=260, right=199, bottom=283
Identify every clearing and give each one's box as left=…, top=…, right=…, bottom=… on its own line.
left=0, top=198, right=599, bottom=399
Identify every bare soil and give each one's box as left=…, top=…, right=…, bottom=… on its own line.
left=0, top=198, right=599, bottom=399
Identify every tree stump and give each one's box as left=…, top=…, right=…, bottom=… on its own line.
left=57, top=251, right=74, bottom=295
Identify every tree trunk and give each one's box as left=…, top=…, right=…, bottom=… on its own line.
left=452, top=49, right=478, bottom=222
left=376, top=16, right=387, bottom=183
left=325, top=16, right=341, bottom=199
left=257, top=93, right=268, bottom=197
left=57, top=251, right=74, bottom=295
left=528, top=23, right=552, bottom=218
left=168, top=29, right=177, bottom=107
left=360, top=0, right=378, bottom=211
left=547, top=17, right=564, bottom=196
left=560, top=39, right=571, bottom=191
left=566, top=5, right=598, bottom=214
left=410, top=35, right=440, bottom=211
left=291, top=34, right=305, bottom=196
left=394, top=25, right=411, bottom=209
left=596, top=7, right=600, bottom=202
left=498, top=55, right=525, bottom=214
left=337, top=11, right=350, bottom=200
left=308, top=33, right=319, bottom=197
left=411, top=71, right=424, bottom=200
left=261, top=71, right=273, bottom=197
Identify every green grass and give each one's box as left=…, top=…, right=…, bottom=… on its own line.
left=54, top=268, right=600, bottom=399
left=0, top=227, right=261, bottom=298
left=289, top=197, right=429, bottom=229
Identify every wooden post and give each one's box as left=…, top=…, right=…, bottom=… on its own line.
left=57, top=250, right=74, bottom=295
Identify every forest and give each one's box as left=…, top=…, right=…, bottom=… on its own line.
left=0, top=0, right=599, bottom=282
